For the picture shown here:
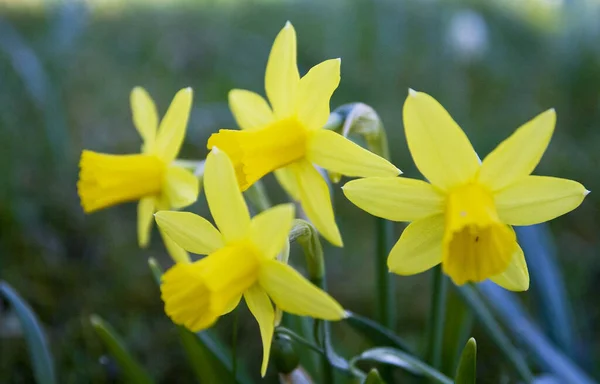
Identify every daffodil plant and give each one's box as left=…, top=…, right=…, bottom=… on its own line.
left=155, top=148, right=345, bottom=377
left=208, top=22, right=400, bottom=246
left=344, top=90, right=588, bottom=289
left=78, top=87, right=199, bottom=263
left=78, top=23, right=591, bottom=384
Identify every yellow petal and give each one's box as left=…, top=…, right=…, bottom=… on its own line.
left=154, top=211, right=224, bottom=255
left=490, top=243, right=529, bottom=291
left=154, top=88, right=193, bottom=162
left=259, top=259, right=345, bottom=320
left=249, top=204, right=295, bottom=259
left=159, top=227, right=191, bottom=263
left=479, top=109, right=556, bottom=191
left=403, top=90, right=480, bottom=190
left=204, top=148, right=251, bottom=242
left=307, top=130, right=400, bottom=177
left=295, top=59, right=340, bottom=130
left=265, top=22, right=299, bottom=118
left=130, top=87, right=158, bottom=149
left=289, top=160, right=342, bottom=246
left=387, top=214, right=444, bottom=275
left=229, top=89, right=275, bottom=131
left=495, top=176, right=588, bottom=226
left=161, top=261, right=217, bottom=330
left=162, top=165, right=199, bottom=209
left=275, top=165, right=301, bottom=201
left=137, top=196, right=155, bottom=248
left=343, top=177, right=444, bottom=222
left=244, top=285, right=275, bottom=377
left=222, top=295, right=242, bottom=315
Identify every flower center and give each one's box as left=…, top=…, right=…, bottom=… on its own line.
left=77, top=150, right=165, bottom=213
left=161, top=241, right=260, bottom=331
left=442, top=183, right=516, bottom=285
left=207, top=118, right=308, bottom=190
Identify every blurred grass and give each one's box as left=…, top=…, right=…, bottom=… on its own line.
left=0, top=0, right=599, bottom=382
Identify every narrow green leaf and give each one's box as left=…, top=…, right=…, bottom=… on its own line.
left=178, top=327, right=238, bottom=384
left=345, top=311, right=413, bottom=353
left=0, top=281, right=57, bottom=384
left=89, top=314, right=153, bottom=384
left=441, top=288, right=473, bottom=375
left=515, top=225, right=577, bottom=357
left=478, top=282, right=595, bottom=384
left=454, top=338, right=477, bottom=384
left=456, top=284, right=534, bottom=383
left=349, top=347, right=453, bottom=384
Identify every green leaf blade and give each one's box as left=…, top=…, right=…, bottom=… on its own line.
left=89, top=314, right=153, bottom=384
left=0, top=281, right=57, bottom=384
left=455, top=337, right=477, bottom=384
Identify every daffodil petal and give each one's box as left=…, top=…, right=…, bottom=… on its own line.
left=495, top=176, right=587, bottom=226
left=155, top=88, right=193, bottom=162
left=388, top=214, right=444, bottom=275
left=222, top=295, right=242, bottom=315
left=249, top=204, right=295, bottom=259
left=130, top=87, right=158, bottom=148
left=343, top=177, right=444, bottom=222
left=228, top=89, right=275, bottom=131
left=163, top=166, right=199, bottom=209
left=295, top=59, right=340, bottom=130
left=289, top=160, right=342, bottom=246
left=155, top=211, right=224, bottom=255
left=204, top=148, right=251, bottom=242
left=307, top=130, right=400, bottom=177
left=159, top=227, right=190, bottom=263
left=244, top=284, right=274, bottom=377
left=265, top=22, right=299, bottom=118
left=137, top=196, right=155, bottom=248
left=275, top=165, right=300, bottom=201
left=479, top=109, right=556, bottom=191
left=259, top=260, right=345, bottom=320
left=490, top=243, right=529, bottom=291
left=403, top=90, right=480, bottom=190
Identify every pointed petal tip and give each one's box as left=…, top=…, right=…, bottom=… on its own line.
left=342, top=310, right=351, bottom=319
left=210, top=145, right=221, bottom=154
left=396, top=167, right=403, bottom=175
left=408, top=88, right=418, bottom=97
left=284, top=20, right=293, bottom=28
left=584, top=189, right=591, bottom=196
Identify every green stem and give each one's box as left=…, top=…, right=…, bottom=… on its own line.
left=243, top=180, right=272, bottom=213
left=376, top=218, right=395, bottom=329
left=232, top=307, right=239, bottom=380
left=456, top=285, right=534, bottom=383
left=427, top=266, right=448, bottom=370
left=276, top=327, right=325, bottom=355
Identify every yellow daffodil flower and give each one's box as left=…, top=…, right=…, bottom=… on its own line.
left=77, top=87, right=199, bottom=263
left=207, top=22, right=400, bottom=247
left=155, top=148, right=346, bottom=377
left=343, top=90, right=588, bottom=290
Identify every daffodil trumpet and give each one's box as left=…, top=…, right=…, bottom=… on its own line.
left=344, top=90, right=588, bottom=290
left=155, top=148, right=346, bottom=377
left=77, top=87, right=199, bottom=263
left=207, top=22, right=401, bottom=247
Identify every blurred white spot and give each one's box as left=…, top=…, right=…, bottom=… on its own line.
left=448, top=10, right=489, bottom=62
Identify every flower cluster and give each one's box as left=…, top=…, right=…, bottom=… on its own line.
left=78, top=21, right=588, bottom=376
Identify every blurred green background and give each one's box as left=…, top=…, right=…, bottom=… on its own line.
left=1, top=0, right=599, bottom=382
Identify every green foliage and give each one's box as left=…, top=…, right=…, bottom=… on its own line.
left=454, top=338, right=477, bottom=384
left=349, top=347, right=453, bottom=384
left=89, top=315, right=153, bottom=384
left=1, top=0, right=600, bottom=382
left=0, top=282, right=57, bottom=384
